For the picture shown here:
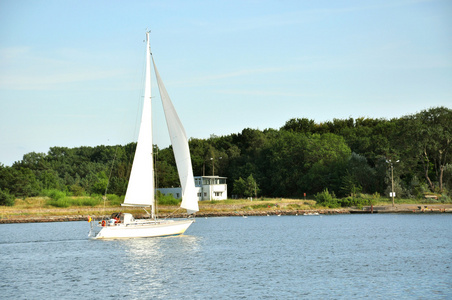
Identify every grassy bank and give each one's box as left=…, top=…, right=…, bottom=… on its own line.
left=0, top=197, right=316, bottom=219
left=1, top=195, right=451, bottom=223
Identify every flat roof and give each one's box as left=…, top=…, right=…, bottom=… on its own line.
left=194, top=175, right=227, bottom=179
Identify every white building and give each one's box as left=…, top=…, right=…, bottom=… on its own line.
left=157, top=176, right=227, bottom=201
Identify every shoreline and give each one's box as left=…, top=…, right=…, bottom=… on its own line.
left=1, top=204, right=451, bottom=224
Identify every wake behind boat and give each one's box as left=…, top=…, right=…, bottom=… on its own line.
left=88, top=31, right=198, bottom=239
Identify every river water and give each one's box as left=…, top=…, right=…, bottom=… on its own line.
left=1, top=214, right=451, bottom=299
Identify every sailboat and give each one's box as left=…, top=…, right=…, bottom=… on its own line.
left=88, top=31, right=199, bottom=239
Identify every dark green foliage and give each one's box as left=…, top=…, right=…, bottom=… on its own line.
left=0, top=107, right=450, bottom=202
left=314, top=189, right=340, bottom=208
left=106, top=194, right=123, bottom=206
left=0, top=166, right=40, bottom=198
left=340, top=153, right=375, bottom=197
left=90, top=171, right=109, bottom=195
left=337, top=197, right=370, bottom=208
left=156, top=191, right=181, bottom=205
left=439, top=194, right=451, bottom=203
left=396, top=107, right=452, bottom=193
left=43, top=189, right=66, bottom=200
left=46, top=196, right=102, bottom=207
left=69, top=184, right=86, bottom=196
left=233, top=174, right=259, bottom=198
left=0, top=188, right=15, bottom=206
left=314, top=188, right=334, bottom=202
left=233, top=177, right=246, bottom=197
left=46, top=198, right=71, bottom=208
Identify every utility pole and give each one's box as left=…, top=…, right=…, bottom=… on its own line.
left=391, top=163, right=394, bottom=207
left=210, top=157, right=222, bottom=176
left=210, top=157, right=214, bottom=176
left=386, top=159, right=400, bottom=207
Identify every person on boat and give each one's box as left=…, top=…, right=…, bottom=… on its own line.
left=110, top=212, right=121, bottom=224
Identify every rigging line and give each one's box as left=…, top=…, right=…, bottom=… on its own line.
left=154, top=146, right=159, bottom=218
left=164, top=206, right=186, bottom=219
left=164, top=207, right=184, bottom=220
left=98, top=144, right=120, bottom=222
left=103, top=144, right=120, bottom=199
left=118, top=39, right=147, bottom=191
left=142, top=207, right=152, bottom=218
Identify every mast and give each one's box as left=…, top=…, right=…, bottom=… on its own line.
left=147, top=31, right=156, bottom=219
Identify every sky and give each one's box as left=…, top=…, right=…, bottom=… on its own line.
left=1, top=0, right=451, bottom=166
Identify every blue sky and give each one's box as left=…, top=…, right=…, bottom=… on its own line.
left=1, top=0, right=451, bottom=166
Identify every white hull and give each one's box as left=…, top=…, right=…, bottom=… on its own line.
left=89, top=219, right=194, bottom=239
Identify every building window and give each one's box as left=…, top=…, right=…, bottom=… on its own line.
left=204, top=193, right=207, bottom=197
left=176, top=193, right=180, bottom=198
left=197, top=193, right=202, bottom=197
left=214, top=192, right=223, bottom=197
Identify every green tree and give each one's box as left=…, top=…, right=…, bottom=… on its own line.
left=342, top=152, right=376, bottom=195
left=38, top=170, right=61, bottom=190
left=302, top=133, right=351, bottom=194
left=91, top=171, right=109, bottom=195
left=233, top=177, right=246, bottom=197
left=154, top=146, right=179, bottom=188
left=400, top=107, right=452, bottom=192
left=2, top=167, right=41, bottom=197
left=282, top=118, right=316, bottom=134
left=233, top=175, right=260, bottom=198
left=0, top=188, right=15, bottom=206
left=260, top=130, right=307, bottom=196
left=2, top=106, right=449, bottom=200
left=245, top=174, right=259, bottom=198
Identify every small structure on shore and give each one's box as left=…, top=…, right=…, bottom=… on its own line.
left=158, top=176, right=227, bottom=201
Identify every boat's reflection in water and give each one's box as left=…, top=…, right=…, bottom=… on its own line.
left=119, top=234, right=202, bottom=298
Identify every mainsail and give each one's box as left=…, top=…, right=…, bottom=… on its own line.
left=122, top=32, right=154, bottom=208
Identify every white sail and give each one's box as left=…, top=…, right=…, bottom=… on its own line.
left=152, top=58, right=199, bottom=214
left=122, top=32, right=154, bottom=208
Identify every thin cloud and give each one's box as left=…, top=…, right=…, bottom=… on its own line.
left=0, top=70, right=120, bottom=90
left=0, top=46, right=123, bottom=90
left=216, top=89, right=321, bottom=98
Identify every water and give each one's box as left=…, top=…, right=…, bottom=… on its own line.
left=1, top=214, right=451, bottom=299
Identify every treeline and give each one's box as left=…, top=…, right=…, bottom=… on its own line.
left=0, top=106, right=451, bottom=205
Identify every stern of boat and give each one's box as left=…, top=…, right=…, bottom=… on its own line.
left=88, top=219, right=102, bottom=239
